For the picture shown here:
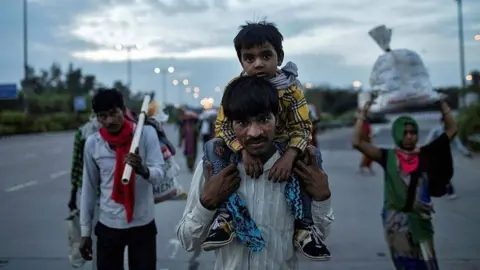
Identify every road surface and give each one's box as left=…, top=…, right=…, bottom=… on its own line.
left=0, top=121, right=479, bottom=269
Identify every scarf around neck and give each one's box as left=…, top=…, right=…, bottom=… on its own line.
left=240, top=61, right=303, bottom=90
left=392, top=116, right=420, bottom=174
left=99, top=119, right=136, bottom=223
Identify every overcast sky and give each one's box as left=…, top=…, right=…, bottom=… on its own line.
left=0, top=0, right=479, bottom=106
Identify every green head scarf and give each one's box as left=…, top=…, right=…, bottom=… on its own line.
left=391, top=116, right=419, bottom=147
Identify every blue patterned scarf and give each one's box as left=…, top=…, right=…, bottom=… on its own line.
left=204, top=139, right=303, bottom=252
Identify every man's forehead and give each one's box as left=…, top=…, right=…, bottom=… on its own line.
left=97, top=108, right=119, bottom=114
left=234, top=113, right=272, bottom=121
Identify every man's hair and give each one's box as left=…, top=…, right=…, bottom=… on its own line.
left=233, top=20, right=284, bottom=61
left=92, top=89, right=125, bottom=113
left=222, top=76, right=279, bottom=121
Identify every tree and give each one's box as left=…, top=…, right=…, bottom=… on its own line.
left=2, top=63, right=146, bottom=114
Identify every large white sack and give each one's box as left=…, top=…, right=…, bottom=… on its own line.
left=368, top=25, right=440, bottom=112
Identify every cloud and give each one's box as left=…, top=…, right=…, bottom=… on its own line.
left=64, top=0, right=480, bottom=67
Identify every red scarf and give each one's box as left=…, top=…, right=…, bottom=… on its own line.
left=395, top=148, right=419, bottom=174
left=99, top=119, right=136, bottom=222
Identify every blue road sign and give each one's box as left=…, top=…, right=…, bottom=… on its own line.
left=0, top=84, right=18, bottom=99
left=73, top=96, right=87, bottom=111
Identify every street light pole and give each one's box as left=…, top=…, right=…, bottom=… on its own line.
left=162, top=72, right=167, bottom=104
left=456, top=0, right=466, bottom=108
left=23, top=0, right=28, bottom=80
left=116, top=44, right=138, bottom=89
left=126, top=47, right=132, bottom=89
left=154, top=66, right=175, bottom=105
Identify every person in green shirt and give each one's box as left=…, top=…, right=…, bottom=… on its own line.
left=352, top=99, right=456, bottom=270
left=68, top=116, right=101, bottom=210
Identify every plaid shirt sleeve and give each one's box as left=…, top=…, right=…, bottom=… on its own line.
left=71, top=129, right=85, bottom=191
left=214, top=76, right=243, bottom=152
left=284, top=85, right=312, bottom=152
left=215, top=105, right=243, bottom=152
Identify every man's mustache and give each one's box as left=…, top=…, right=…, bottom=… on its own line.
left=246, top=137, right=268, bottom=144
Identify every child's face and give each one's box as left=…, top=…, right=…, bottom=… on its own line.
left=240, top=42, right=280, bottom=78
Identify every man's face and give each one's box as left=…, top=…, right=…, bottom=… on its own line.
left=232, top=113, right=276, bottom=157
left=402, top=124, right=418, bottom=150
left=96, top=107, right=125, bottom=133
left=240, top=42, right=280, bottom=78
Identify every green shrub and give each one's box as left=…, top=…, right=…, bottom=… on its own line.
left=0, top=125, right=17, bottom=136
left=336, top=110, right=356, bottom=121
left=0, top=111, right=93, bottom=135
left=319, top=112, right=334, bottom=122
left=457, top=102, right=480, bottom=151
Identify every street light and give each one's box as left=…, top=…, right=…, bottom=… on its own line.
left=466, top=74, right=472, bottom=81
left=193, top=87, right=200, bottom=93
left=183, top=79, right=189, bottom=86
left=475, top=34, right=480, bottom=41
left=116, top=44, right=139, bottom=89
left=172, top=79, right=179, bottom=86
left=455, top=0, right=466, bottom=108
left=352, top=80, right=362, bottom=89
left=153, top=66, right=175, bottom=104
left=305, top=83, right=313, bottom=89
left=200, top=97, right=215, bottom=109
left=185, top=87, right=191, bottom=93
left=193, top=92, right=199, bottom=99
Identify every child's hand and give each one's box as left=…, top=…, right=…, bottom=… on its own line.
left=242, top=149, right=263, bottom=179
left=268, top=149, right=297, bottom=182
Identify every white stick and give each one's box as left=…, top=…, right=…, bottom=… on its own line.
left=121, top=95, right=152, bottom=185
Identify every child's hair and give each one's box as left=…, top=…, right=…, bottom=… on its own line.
left=92, top=88, right=125, bottom=113
left=233, top=20, right=284, bottom=62
left=222, top=76, right=279, bottom=122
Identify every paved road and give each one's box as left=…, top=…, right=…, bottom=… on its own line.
left=0, top=123, right=479, bottom=269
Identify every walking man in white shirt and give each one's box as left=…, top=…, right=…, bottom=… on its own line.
left=176, top=76, right=334, bottom=269
left=79, top=89, right=165, bottom=270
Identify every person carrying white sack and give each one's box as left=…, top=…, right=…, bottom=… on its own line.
left=367, top=25, right=442, bottom=113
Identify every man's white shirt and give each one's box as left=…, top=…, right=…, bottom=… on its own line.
left=176, top=151, right=334, bottom=270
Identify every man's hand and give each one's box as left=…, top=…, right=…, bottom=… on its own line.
left=79, top=237, right=93, bottom=261
left=268, top=148, right=297, bottom=182
left=242, top=149, right=263, bottom=179
left=125, top=147, right=149, bottom=178
left=293, top=146, right=330, bottom=201
left=200, top=161, right=241, bottom=210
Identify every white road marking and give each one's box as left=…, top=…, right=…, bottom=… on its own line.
left=3, top=170, right=69, bottom=193
left=5, top=180, right=38, bottom=192
left=50, top=170, right=69, bottom=179
left=168, top=238, right=181, bottom=259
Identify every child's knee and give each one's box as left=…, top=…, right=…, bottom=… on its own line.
left=203, top=137, right=233, bottom=164
left=311, top=147, right=324, bottom=170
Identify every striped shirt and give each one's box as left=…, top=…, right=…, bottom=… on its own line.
left=176, top=151, right=334, bottom=270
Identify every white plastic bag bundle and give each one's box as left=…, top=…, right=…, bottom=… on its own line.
left=66, top=209, right=86, bottom=268
left=368, top=25, right=440, bottom=113
left=153, top=145, right=187, bottom=203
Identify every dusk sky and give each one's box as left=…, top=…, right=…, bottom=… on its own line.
left=0, top=0, right=479, bottom=106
